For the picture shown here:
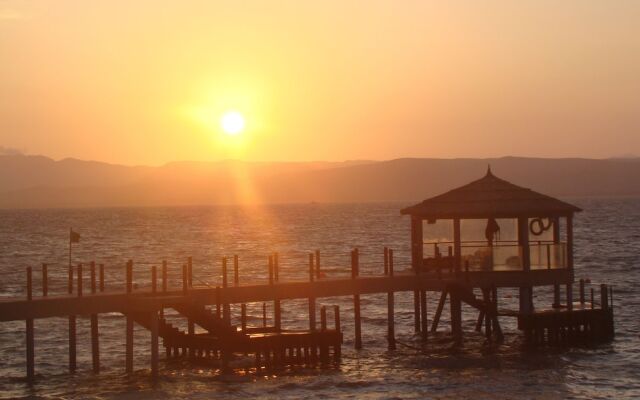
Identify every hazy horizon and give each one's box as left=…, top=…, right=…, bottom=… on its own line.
left=1, top=149, right=640, bottom=168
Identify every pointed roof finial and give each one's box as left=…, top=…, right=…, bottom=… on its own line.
left=486, top=164, right=493, bottom=177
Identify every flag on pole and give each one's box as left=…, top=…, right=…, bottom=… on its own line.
left=70, top=229, right=80, bottom=243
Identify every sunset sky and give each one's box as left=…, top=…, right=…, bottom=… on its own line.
left=1, top=1, right=639, bottom=165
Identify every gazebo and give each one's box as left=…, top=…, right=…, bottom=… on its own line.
left=401, top=167, right=582, bottom=317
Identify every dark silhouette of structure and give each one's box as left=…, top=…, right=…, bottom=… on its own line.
left=0, top=169, right=614, bottom=384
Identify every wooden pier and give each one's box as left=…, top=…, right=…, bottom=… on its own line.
left=1, top=251, right=614, bottom=383
left=0, top=169, right=616, bottom=384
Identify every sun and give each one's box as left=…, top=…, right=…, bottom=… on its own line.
left=220, top=111, right=245, bottom=135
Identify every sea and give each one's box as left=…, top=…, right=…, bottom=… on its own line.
left=0, top=198, right=639, bottom=399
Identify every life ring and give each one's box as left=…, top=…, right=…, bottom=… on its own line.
left=529, top=218, right=552, bottom=236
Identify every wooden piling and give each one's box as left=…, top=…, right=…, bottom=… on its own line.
left=77, top=263, right=83, bottom=297
left=431, top=290, right=447, bottom=332
left=579, top=279, right=585, bottom=304
left=222, top=258, right=231, bottom=326
left=268, top=255, right=274, bottom=285
left=68, top=265, right=76, bottom=372
left=334, top=305, right=341, bottom=342
left=475, top=311, right=485, bottom=332
left=263, top=302, right=267, bottom=327
left=99, top=264, right=105, bottom=292
left=420, top=290, right=428, bottom=341
left=315, top=249, right=321, bottom=279
left=235, top=255, right=246, bottom=333
left=450, top=291, right=462, bottom=342
left=491, top=287, right=503, bottom=342
left=352, top=249, right=362, bottom=349
left=187, top=256, right=193, bottom=287
left=383, top=247, right=389, bottom=275
left=151, top=266, right=157, bottom=294
left=321, top=306, right=327, bottom=330
left=41, top=263, right=48, bottom=296
left=413, top=249, right=421, bottom=333
left=600, top=284, right=609, bottom=309
left=413, top=290, right=421, bottom=333
left=233, top=255, right=239, bottom=286
left=241, top=304, right=247, bottom=332
left=150, top=311, right=159, bottom=380
left=188, top=313, right=195, bottom=359
left=90, top=262, right=100, bottom=373
left=387, top=249, right=395, bottom=350
left=182, top=264, right=188, bottom=294
left=273, top=255, right=281, bottom=332
left=126, top=260, right=133, bottom=294
left=26, top=267, right=34, bottom=383
left=162, top=261, right=167, bottom=292
left=308, top=253, right=316, bottom=331
left=482, top=288, right=492, bottom=341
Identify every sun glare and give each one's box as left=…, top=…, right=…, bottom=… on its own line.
left=221, top=111, right=245, bottom=135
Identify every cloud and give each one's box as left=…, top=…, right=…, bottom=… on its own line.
left=0, top=145, right=25, bottom=155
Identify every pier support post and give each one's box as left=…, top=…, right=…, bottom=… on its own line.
left=26, top=267, right=34, bottom=383
left=270, top=255, right=281, bottom=331
left=162, top=261, right=167, bottom=292
left=482, top=288, right=492, bottom=341
left=126, top=260, right=133, bottom=294
left=222, top=257, right=230, bottom=325
left=90, top=262, right=100, bottom=373
left=491, top=287, right=503, bottom=342
left=413, top=290, right=421, bottom=333
left=450, top=292, right=462, bottom=343
left=600, top=284, right=609, bottom=310
left=68, top=265, right=77, bottom=372
left=187, top=256, right=193, bottom=287
left=308, top=253, right=316, bottom=331
left=352, top=248, right=362, bottom=350
left=99, top=264, right=105, bottom=292
left=42, top=263, right=48, bottom=297
left=150, top=311, right=159, bottom=380
left=431, top=290, right=447, bottom=332
left=567, top=214, right=575, bottom=311
left=387, top=249, right=396, bottom=350
left=420, top=290, right=428, bottom=341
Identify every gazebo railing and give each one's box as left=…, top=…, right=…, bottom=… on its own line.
left=423, top=241, right=567, bottom=272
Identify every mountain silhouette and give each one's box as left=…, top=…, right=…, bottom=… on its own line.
left=0, top=155, right=638, bottom=208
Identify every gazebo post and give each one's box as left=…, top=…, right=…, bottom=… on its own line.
left=450, top=218, right=462, bottom=342
left=552, top=216, right=561, bottom=307
left=411, top=216, right=423, bottom=333
left=410, top=216, right=423, bottom=271
left=566, top=214, right=574, bottom=311
left=518, top=216, right=533, bottom=314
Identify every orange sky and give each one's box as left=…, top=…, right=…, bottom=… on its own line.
left=1, top=1, right=639, bottom=165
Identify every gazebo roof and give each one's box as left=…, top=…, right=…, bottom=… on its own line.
left=400, top=167, right=582, bottom=219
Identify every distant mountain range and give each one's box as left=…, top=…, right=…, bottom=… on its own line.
left=0, top=155, right=638, bottom=208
